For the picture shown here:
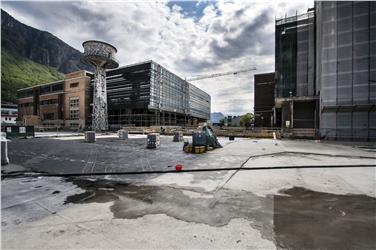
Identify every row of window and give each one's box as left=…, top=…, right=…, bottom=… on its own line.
left=40, top=99, right=58, bottom=105
left=1, top=110, right=17, bottom=115
left=19, top=103, right=33, bottom=108
left=3, top=117, right=16, bottom=121
left=41, top=110, right=80, bottom=120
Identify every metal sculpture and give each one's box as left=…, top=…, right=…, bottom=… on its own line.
left=81, top=40, right=119, bottom=131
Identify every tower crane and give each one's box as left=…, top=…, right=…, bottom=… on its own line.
left=186, top=67, right=257, bottom=81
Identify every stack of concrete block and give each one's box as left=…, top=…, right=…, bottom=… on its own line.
left=173, top=131, right=184, bottom=142
left=85, top=131, right=96, bottom=143
left=118, top=129, right=129, bottom=140
left=147, top=133, right=160, bottom=149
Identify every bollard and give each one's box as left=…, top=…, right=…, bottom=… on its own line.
left=1, top=139, right=9, bottom=165
left=85, top=131, right=96, bottom=143
left=118, top=129, right=128, bottom=140
left=173, top=131, right=183, bottom=142
left=147, top=133, right=160, bottom=149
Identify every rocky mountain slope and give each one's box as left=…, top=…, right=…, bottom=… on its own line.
left=1, top=9, right=90, bottom=73
left=1, top=9, right=92, bottom=102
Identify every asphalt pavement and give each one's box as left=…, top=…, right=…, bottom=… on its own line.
left=2, top=134, right=376, bottom=249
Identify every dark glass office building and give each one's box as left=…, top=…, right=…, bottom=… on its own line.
left=273, top=1, right=376, bottom=140
left=106, top=61, right=210, bottom=128
left=275, top=8, right=319, bottom=134
left=254, top=72, right=276, bottom=127
left=316, top=1, right=376, bottom=140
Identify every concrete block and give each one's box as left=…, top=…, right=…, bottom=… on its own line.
left=173, top=131, right=183, bottom=142
left=85, top=131, right=96, bottom=143
left=147, top=133, right=160, bottom=149
left=118, top=129, right=128, bottom=140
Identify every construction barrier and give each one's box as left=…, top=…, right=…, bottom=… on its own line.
left=2, top=125, right=35, bottom=138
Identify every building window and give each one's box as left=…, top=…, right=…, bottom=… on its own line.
left=44, top=113, right=55, bottom=120
left=69, top=97, right=80, bottom=120
left=70, top=110, right=79, bottom=120
left=40, top=99, right=57, bottom=105
left=70, top=82, right=79, bottom=88
left=69, top=97, right=80, bottom=108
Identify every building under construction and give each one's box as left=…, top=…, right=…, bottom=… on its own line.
left=275, top=8, right=319, bottom=136
left=270, top=1, right=376, bottom=141
left=254, top=72, right=276, bottom=127
left=17, top=61, right=210, bottom=129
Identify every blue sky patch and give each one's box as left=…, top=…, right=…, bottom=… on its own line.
left=167, top=0, right=217, bottom=21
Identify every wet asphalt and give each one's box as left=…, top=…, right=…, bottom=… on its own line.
left=2, top=135, right=376, bottom=249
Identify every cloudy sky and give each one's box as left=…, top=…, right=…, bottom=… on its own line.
left=3, top=0, right=313, bottom=115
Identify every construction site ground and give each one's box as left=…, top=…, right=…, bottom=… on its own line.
left=2, top=133, right=376, bottom=249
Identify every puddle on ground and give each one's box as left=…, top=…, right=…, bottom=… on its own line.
left=274, top=187, right=376, bottom=250
left=65, top=178, right=376, bottom=249
left=65, top=178, right=274, bottom=241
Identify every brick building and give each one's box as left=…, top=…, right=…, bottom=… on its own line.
left=17, top=71, right=92, bottom=129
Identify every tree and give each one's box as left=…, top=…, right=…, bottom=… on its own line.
left=219, top=118, right=225, bottom=127
left=240, top=113, right=253, bottom=127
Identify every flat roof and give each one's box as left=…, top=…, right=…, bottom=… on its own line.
left=17, top=79, right=65, bottom=92
left=17, top=71, right=93, bottom=92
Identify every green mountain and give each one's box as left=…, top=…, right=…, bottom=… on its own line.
left=1, top=50, right=64, bottom=102
left=1, top=9, right=92, bottom=103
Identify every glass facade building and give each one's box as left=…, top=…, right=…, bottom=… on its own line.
left=106, top=61, right=210, bottom=127
left=275, top=9, right=319, bottom=133
left=275, top=9, right=316, bottom=98
left=254, top=72, right=276, bottom=127
left=316, top=1, right=376, bottom=140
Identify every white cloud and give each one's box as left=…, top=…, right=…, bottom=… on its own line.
left=2, top=0, right=313, bottom=115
